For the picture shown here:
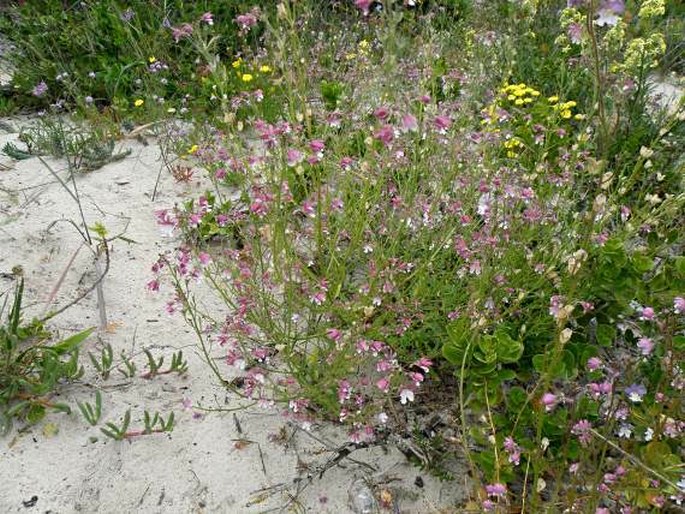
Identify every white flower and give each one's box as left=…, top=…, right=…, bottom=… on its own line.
left=399, top=388, right=414, bottom=405
left=378, top=412, right=388, bottom=424
left=644, top=427, right=654, bottom=441
left=617, top=423, right=633, bottom=439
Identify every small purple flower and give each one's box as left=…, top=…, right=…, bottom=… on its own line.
left=587, top=357, right=602, bottom=371
left=572, top=419, right=593, bottom=446
left=199, top=12, right=214, bottom=25
left=309, top=139, right=325, bottom=155
left=171, top=23, right=193, bottom=43
left=400, top=113, right=418, bottom=133
left=567, top=22, right=583, bottom=44
left=235, top=9, right=259, bottom=31
left=434, top=115, right=451, bottom=134
left=625, top=383, right=647, bottom=403
left=120, top=8, right=135, bottom=22
left=640, top=306, right=655, bottom=320
left=286, top=148, right=304, bottom=167
left=32, top=81, right=48, bottom=97
left=374, top=124, right=394, bottom=146
left=674, top=297, right=685, bottom=314
left=595, top=0, right=625, bottom=27
left=485, top=483, right=507, bottom=498
left=541, top=392, right=558, bottom=412
left=636, top=337, right=654, bottom=356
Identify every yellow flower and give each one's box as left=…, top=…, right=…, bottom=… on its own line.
left=508, top=95, right=516, bottom=101
left=548, top=95, right=559, bottom=103
left=241, top=74, right=253, bottom=82
left=259, top=65, right=272, bottom=73
left=523, top=97, right=533, bottom=104
left=232, top=58, right=242, bottom=69
left=345, top=53, right=357, bottom=61
left=188, top=144, right=199, bottom=154
left=148, top=56, right=156, bottom=63
left=134, top=99, right=144, bottom=107
left=359, top=39, right=370, bottom=50
left=574, top=113, right=586, bottom=120
left=514, top=98, right=524, bottom=105
left=561, top=109, right=572, bottom=119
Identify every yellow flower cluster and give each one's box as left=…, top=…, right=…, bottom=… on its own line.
left=503, top=137, right=523, bottom=158
left=549, top=97, right=584, bottom=120
left=501, top=83, right=541, bottom=106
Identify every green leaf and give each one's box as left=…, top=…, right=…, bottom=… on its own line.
left=642, top=441, right=672, bottom=469
left=673, top=335, right=685, bottom=352
left=631, top=254, right=653, bottom=274
left=493, top=329, right=524, bottom=363
left=52, top=327, right=95, bottom=354
left=51, top=402, right=71, bottom=414
left=497, top=369, right=517, bottom=382
left=596, top=324, right=616, bottom=347
left=26, top=404, right=46, bottom=424
left=532, top=353, right=566, bottom=378
left=507, top=386, right=527, bottom=409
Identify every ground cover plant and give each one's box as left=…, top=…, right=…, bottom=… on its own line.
left=1, top=0, right=684, bottom=512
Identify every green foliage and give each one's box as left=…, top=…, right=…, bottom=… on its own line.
left=0, top=280, right=92, bottom=434
left=77, top=390, right=102, bottom=426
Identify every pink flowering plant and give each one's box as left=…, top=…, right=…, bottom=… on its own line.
left=150, top=2, right=684, bottom=510
left=4, top=0, right=683, bottom=511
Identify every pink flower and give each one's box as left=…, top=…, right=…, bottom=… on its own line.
left=32, top=81, right=48, bottom=97
left=309, top=139, right=325, bottom=155
left=482, top=499, right=496, bottom=511
left=412, top=357, right=433, bottom=373
left=199, top=12, right=214, bottom=25
left=171, top=23, right=193, bottom=43
left=376, top=377, right=390, bottom=393
left=326, top=328, right=342, bottom=342
left=503, top=437, right=521, bottom=466
left=640, top=306, right=655, bottom=320
left=340, top=156, right=355, bottom=170
left=587, top=357, right=602, bottom=371
left=400, top=113, right=418, bottom=133
left=338, top=380, right=352, bottom=403
left=355, top=0, right=373, bottom=15
left=433, top=115, right=451, bottom=134
left=373, top=106, right=390, bottom=120
left=235, top=9, right=259, bottom=31
left=485, top=483, right=507, bottom=498
left=374, top=124, right=394, bottom=146
left=636, top=337, right=654, bottom=356
left=567, top=22, right=582, bottom=44
left=674, top=296, right=685, bottom=314
left=541, top=392, right=558, bottom=412
left=572, top=419, right=593, bottom=446
left=197, top=252, right=211, bottom=266
left=286, top=148, right=304, bottom=167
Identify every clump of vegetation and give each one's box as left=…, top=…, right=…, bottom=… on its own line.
left=0, top=279, right=92, bottom=434
left=1, top=0, right=683, bottom=511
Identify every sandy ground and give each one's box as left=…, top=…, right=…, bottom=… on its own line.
left=0, top=119, right=468, bottom=514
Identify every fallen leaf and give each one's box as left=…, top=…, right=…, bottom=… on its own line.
left=379, top=489, right=393, bottom=508
left=105, top=321, right=123, bottom=334
left=42, top=422, right=59, bottom=438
